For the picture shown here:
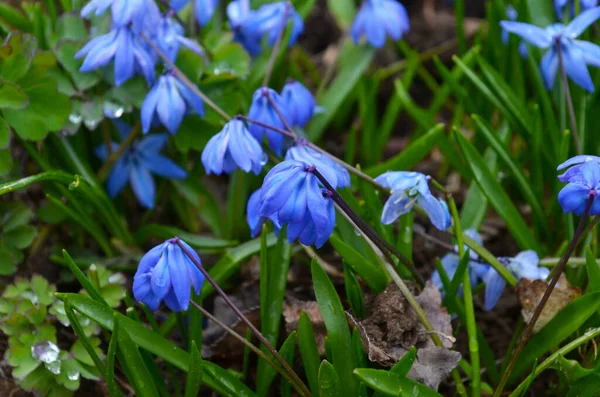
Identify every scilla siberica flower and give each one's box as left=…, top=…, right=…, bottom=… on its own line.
left=555, top=0, right=598, bottom=20
left=76, top=27, right=156, bottom=86
left=501, top=6, right=528, bottom=58
left=280, top=80, right=316, bottom=128
left=247, top=188, right=282, bottom=237
left=155, top=14, right=204, bottom=61
left=142, top=72, right=205, bottom=134
left=285, top=142, right=350, bottom=189
left=133, top=238, right=205, bottom=312
left=195, top=0, right=219, bottom=27
left=247, top=87, right=292, bottom=155
left=500, top=7, right=600, bottom=92
left=375, top=171, right=451, bottom=231
left=201, top=118, right=266, bottom=175
left=256, top=160, right=336, bottom=248
left=557, top=156, right=600, bottom=215
left=351, top=0, right=410, bottom=48
left=95, top=121, right=187, bottom=209
left=81, top=0, right=160, bottom=32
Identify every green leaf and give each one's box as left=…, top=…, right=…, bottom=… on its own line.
left=454, top=130, right=538, bottom=251
left=329, top=234, right=389, bottom=292
left=59, top=293, right=257, bottom=396
left=54, top=39, right=100, bottom=91
left=56, top=12, right=87, bottom=41
left=312, top=258, right=358, bottom=396
left=3, top=225, right=36, bottom=249
left=344, top=264, right=365, bottom=319
left=318, top=360, right=342, bottom=397
left=184, top=341, right=203, bottom=397
left=62, top=250, right=109, bottom=307
left=117, top=321, right=160, bottom=397
left=106, top=317, right=120, bottom=397
left=548, top=355, right=594, bottom=382
left=207, top=43, right=250, bottom=77
left=366, top=124, right=444, bottom=177
left=390, top=346, right=416, bottom=378
left=0, top=33, right=37, bottom=82
left=64, top=303, right=107, bottom=379
left=442, top=250, right=470, bottom=308
left=172, top=179, right=224, bottom=236
left=298, top=312, right=321, bottom=396
left=135, top=224, right=237, bottom=251
left=566, top=374, right=600, bottom=397
left=510, top=292, right=600, bottom=381
left=0, top=149, right=11, bottom=176
left=0, top=3, right=32, bottom=32
left=354, top=368, right=442, bottom=397
left=326, top=0, right=355, bottom=28
left=586, top=248, right=600, bottom=292
left=0, top=117, right=10, bottom=148
left=307, top=44, right=375, bottom=141
left=0, top=79, right=28, bottom=109
left=527, top=0, right=554, bottom=27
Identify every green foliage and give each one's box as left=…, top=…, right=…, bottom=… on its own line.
left=0, top=201, right=37, bottom=275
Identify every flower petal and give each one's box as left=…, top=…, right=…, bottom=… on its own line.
left=381, top=190, right=412, bottom=224
left=499, top=21, right=552, bottom=48
left=483, top=268, right=507, bottom=311
left=130, top=164, right=156, bottom=209
left=564, top=6, right=600, bottom=38
left=562, top=43, right=595, bottom=92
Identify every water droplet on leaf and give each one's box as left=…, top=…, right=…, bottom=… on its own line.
left=31, top=341, right=60, bottom=364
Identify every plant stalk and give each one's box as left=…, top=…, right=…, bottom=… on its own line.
left=175, top=239, right=311, bottom=397
left=96, top=122, right=141, bottom=182
left=262, top=3, right=290, bottom=86
left=556, top=38, right=582, bottom=155
left=493, top=195, right=595, bottom=397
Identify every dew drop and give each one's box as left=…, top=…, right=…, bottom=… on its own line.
left=67, top=369, right=80, bottom=381
left=46, top=360, right=61, bottom=375
left=31, top=341, right=60, bottom=364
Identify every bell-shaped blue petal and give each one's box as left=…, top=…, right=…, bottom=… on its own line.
left=498, top=21, right=553, bottom=48
left=351, top=0, right=409, bottom=48
left=483, top=267, right=506, bottom=311
left=141, top=74, right=205, bottom=134
left=195, top=0, right=219, bottom=27
left=201, top=118, right=266, bottom=175
left=133, top=238, right=205, bottom=312
left=247, top=87, right=292, bottom=155
left=285, top=143, right=350, bottom=189
left=558, top=160, right=600, bottom=215
left=247, top=188, right=282, bottom=237
left=82, top=0, right=150, bottom=31
left=280, top=80, right=316, bottom=127
left=155, top=16, right=204, bottom=61
left=557, top=154, right=600, bottom=182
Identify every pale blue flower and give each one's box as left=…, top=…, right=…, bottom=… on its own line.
left=195, top=0, right=219, bottom=26
left=280, top=80, right=316, bottom=127
left=375, top=171, right=451, bottom=230
left=557, top=154, right=600, bottom=182
left=247, top=188, right=282, bottom=237
left=501, top=7, right=600, bottom=92
left=558, top=160, right=600, bottom=215
left=81, top=0, right=160, bottom=32
left=247, top=87, right=292, bottom=155
left=133, top=238, right=205, bottom=311
left=351, top=0, right=410, bottom=48
left=285, top=142, right=350, bottom=189
left=155, top=15, right=204, bottom=61
left=201, top=118, right=266, bottom=175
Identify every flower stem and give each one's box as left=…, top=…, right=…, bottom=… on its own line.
left=556, top=39, right=582, bottom=155
left=448, top=196, right=480, bottom=397
left=188, top=301, right=305, bottom=394
left=262, top=2, right=290, bottom=87
left=141, top=32, right=232, bottom=121
left=96, top=122, right=141, bottom=182
left=175, top=239, right=311, bottom=397
left=493, top=195, right=595, bottom=397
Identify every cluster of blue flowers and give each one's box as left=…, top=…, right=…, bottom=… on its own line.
left=501, top=7, right=600, bottom=92
left=431, top=230, right=549, bottom=311
left=558, top=155, right=600, bottom=215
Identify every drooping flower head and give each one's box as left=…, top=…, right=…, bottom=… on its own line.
left=95, top=121, right=187, bottom=208
left=141, top=72, right=205, bottom=134
left=555, top=0, right=598, bottom=21
left=247, top=188, right=282, bottom=237
left=228, top=0, right=304, bottom=55
left=351, top=0, right=410, bottom=48
left=155, top=14, right=204, bottom=61
left=256, top=160, right=336, bottom=247
left=375, top=171, right=451, bottom=230
left=133, top=238, right=205, bottom=312
left=247, top=87, right=293, bottom=155
left=500, top=7, right=600, bottom=92
left=81, top=0, right=160, bottom=32
left=557, top=157, right=600, bottom=215
left=280, top=80, right=316, bottom=128
left=501, top=5, right=528, bottom=58
left=285, top=141, right=350, bottom=189
left=201, top=118, right=266, bottom=175
left=504, top=251, right=550, bottom=280
left=195, top=0, right=219, bottom=27
left=76, top=27, right=156, bottom=86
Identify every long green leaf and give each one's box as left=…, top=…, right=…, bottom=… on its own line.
left=57, top=293, right=257, bottom=396
left=510, top=292, right=600, bottom=381
left=312, top=258, right=358, bottom=396
left=326, top=0, right=355, bottom=28
left=62, top=249, right=108, bottom=306
left=117, top=322, right=159, bottom=397
left=107, top=314, right=120, bottom=397
left=586, top=248, right=600, bottom=292
left=135, top=224, right=237, bottom=251
left=454, top=130, right=538, bottom=251
left=354, top=368, right=442, bottom=397
left=298, top=312, right=321, bottom=396
left=184, top=341, right=203, bottom=397
left=318, top=360, right=342, bottom=397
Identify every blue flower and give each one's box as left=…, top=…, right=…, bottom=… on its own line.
left=228, top=1, right=303, bottom=55
left=76, top=27, right=156, bottom=86
left=247, top=87, right=292, bottom=155
left=280, top=80, right=316, bottom=128
left=285, top=142, right=350, bottom=189
left=171, top=0, right=189, bottom=11
left=95, top=121, right=187, bottom=208
left=81, top=0, right=159, bottom=32
left=257, top=160, right=336, bottom=248
left=375, top=171, right=451, bottom=230
left=155, top=15, right=204, bottom=61
left=557, top=154, right=600, bottom=182
left=201, top=118, right=266, bottom=175
left=501, top=7, right=600, bottom=92
left=141, top=73, right=205, bottom=134
left=195, top=0, right=219, bottom=27
left=504, top=251, right=550, bottom=280
left=351, top=0, right=410, bottom=48
left=502, top=6, right=528, bottom=58
left=555, top=0, right=598, bottom=20
left=133, top=238, right=205, bottom=312
left=558, top=160, right=600, bottom=215
left=247, top=188, right=282, bottom=237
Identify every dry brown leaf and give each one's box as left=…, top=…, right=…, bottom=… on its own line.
left=517, top=275, right=581, bottom=333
